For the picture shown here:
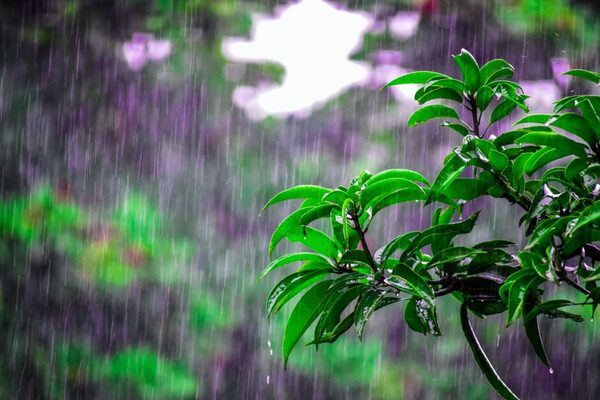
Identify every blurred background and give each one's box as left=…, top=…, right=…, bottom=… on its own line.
left=1, top=0, right=600, bottom=398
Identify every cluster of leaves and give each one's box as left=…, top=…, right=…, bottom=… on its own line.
left=261, top=49, right=600, bottom=399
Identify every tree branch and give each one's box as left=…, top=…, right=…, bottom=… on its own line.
left=350, top=212, right=378, bottom=274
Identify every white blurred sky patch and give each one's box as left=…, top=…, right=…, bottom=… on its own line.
left=222, top=0, right=374, bottom=120
left=519, top=80, right=560, bottom=112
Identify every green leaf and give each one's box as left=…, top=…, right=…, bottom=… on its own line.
left=314, top=282, right=366, bottom=345
left=466, top=251, right=513, bottom=275
left=364, top=187, right=427, bottom=220
left=385, top=263, right=434, bottom=304
left=460, top=304, right=520, bottom=400
left=565, top=157, right=589, bottom=180
left=330, top=209, right=360, bottom=251
left=563, top=69, right=600, bottom=84
left=379, top=231, right=420, bottom=262
left=270, top=207, right=341, bottom=258
left=270, top=207, right=312, bottom=256
left=407, top=105, right=460, bottom=127
left=515, top=132, right=588, bottom=158
left=321, top=189, right=349, bottom=206
left=441, top=121, right=470, bottom=136
left=384, top=71, right=448, bottom=88
left=402, top=212, right=480, bottom=259
left=354, top=289, right=386, bottom=340
left=283, top=280, right=332, bottom=367
left=299, top=204, right=337, bottom=225
left=571, top=201, right=600, bottom=234
left=493, top=130, right=530, bottom=147
left=523, top=307, right=551, bottom=368
left=453, top=49, right=481, bottom=92
left=310, top=313, right=355, bottom=345
left=297, top=261, right=333, bottom=273
left=551, top=113, right=597, bottom=147
left=474, top=240, right=514, bottom=250
left=416, top=87, right=463, bottom=104
left=490, top=99, right=517, bottom=126
left=524, top=299, right=577, bottom=323
left=488, top=149, right=509, bottom=171
left=588, top=288, right=600, bottom=316
left=427, top=77, right=466, bottom=93
left=553, top=95, right=580, bottom=113
left=577, top=99, right=600, bottom=141
left=261, top=185, right=331, bottom=215
left=498, top=268, right=533, bottom=303
left=476, top=86, right=495, bottom=111
left=339, top=250, right=372, bottom=269
left=282, top=226, right=339, bottom=260
left=311, top=297, right=399, bottom=345
left=266, top=269, right=332, bottom=318
left=366, top=169, right=430, bottom=186
left=426, top=247, right=485, bottom=270
left=480, top=59, right=514, bottom=84
left=513, top=114, right=552, bottom=126
left=506, top=273, right=544, bottom=326
left=563, top=229, right=600, bottom=257
left=258, top=252, right=332, bottom=280
left=518, top=251, right=556, bottom=282
left=405, top=297, right=441, bottom=336
left=359, top=178, right=425, bottom=208
left=527, top=216, right=572, bottom=249
left=426, top=153, right=466, bottom=205
left=341, top=198, right=353, bottom=246
left=445, top=178, right=491, bottom=200
left=524, top=147, right=568, bottom=175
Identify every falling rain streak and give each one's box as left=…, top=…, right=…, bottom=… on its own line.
left=0, top=0, right=599, bottom=399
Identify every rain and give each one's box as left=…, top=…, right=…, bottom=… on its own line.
left=1, top=0, right=599, bottom=399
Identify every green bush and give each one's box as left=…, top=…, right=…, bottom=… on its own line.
left=261, top=49, right=600, bottom=399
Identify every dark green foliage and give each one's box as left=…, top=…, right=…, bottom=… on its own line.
left=261, top=50, right=600, bottom=399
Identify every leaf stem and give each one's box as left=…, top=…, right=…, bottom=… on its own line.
left=468, top=95, right=481, bottom=137
left=558, top=272, right=591, bottom=296
left=350, top=212, right=378, bottom=274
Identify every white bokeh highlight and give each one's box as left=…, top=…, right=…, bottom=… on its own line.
left=222, top=0, right=373, bottom=120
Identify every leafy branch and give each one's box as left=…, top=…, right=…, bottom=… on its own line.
left=260, top=50, right=600, bottom=399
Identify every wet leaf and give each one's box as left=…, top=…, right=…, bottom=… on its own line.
left=266, top=269, right=332, bottom=318
left=563, top=69, right=600, bottom=84
left=354, top=289, right=387, bottom=340
left=407, top=105, right=460, bottom=127
left=384, top=71, right=447, bottom=87
left=460, top=304, right=520, bottom=400
left=453, top=49, right=481, bottom=92
left=404, top=297, right=441, bottom=336
left=258, top=252, right=332, bottom=280
left=283, top=280, right=333, bottom=367
left=385, top=263, right=434, bottom=304
left=261, top=185, right=331, bottom=215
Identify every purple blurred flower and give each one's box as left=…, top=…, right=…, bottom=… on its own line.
left=121, top=33, right=172, bottom=71
left=370, top=50, right=404, bottom=66
left=388, top=11, right=420, bottom=40
left=147, top=39, right=172, bottom=61
left=122, top=42, right=147, bottom=71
